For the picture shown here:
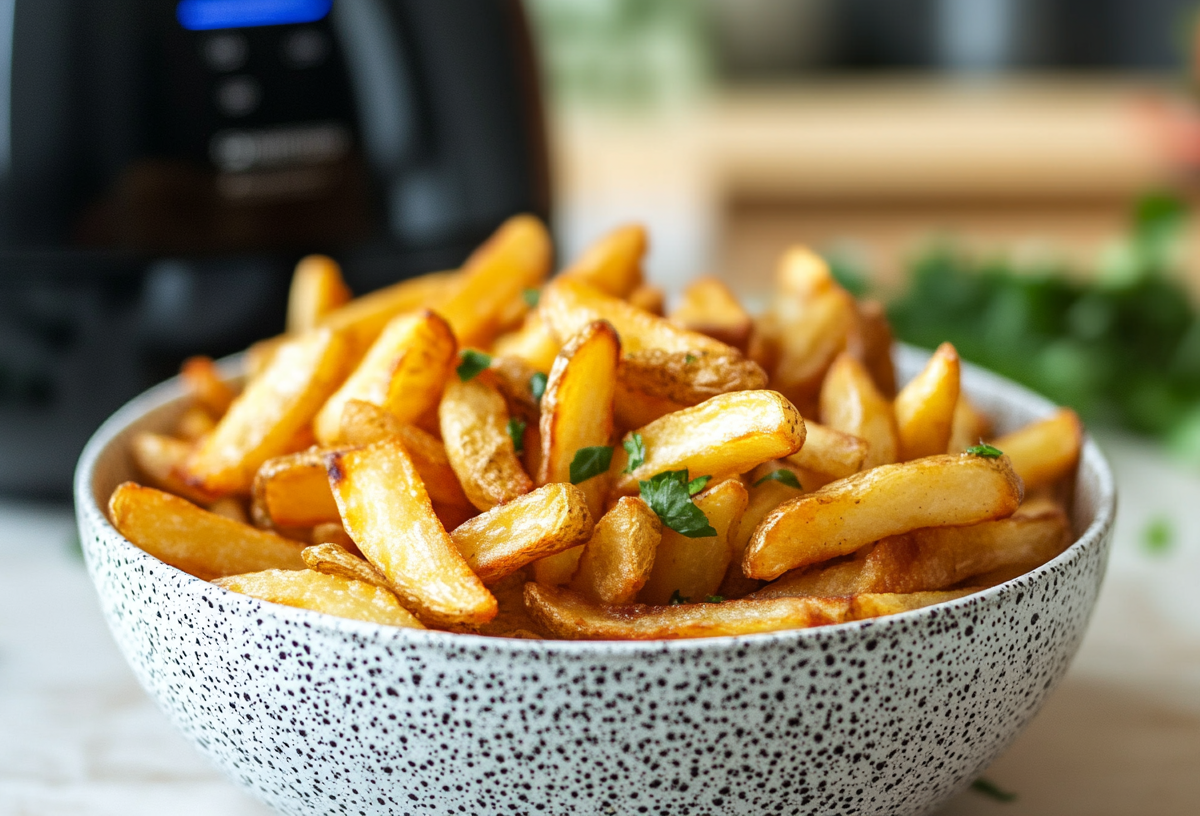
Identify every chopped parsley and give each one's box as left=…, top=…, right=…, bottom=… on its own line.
left=506, top=417, right=526, bottom=454
left=622, top=433, right=646, bottom=474
left=639, top=470, right=717, bottom=538
left=669, top=590, right=690, bottom=605
left=569, top=446, right=613, bottom=484
left=965, top=442, right=1003, bottom=458
left=706, top=595, right=724, bottom=604
left=687, top=475, right=712, bottom=496
left=522, top=288, right=541, bottom=307
left=530, top=371, right=548, bottom=402
left=970, top=778, right=1017, bottom=803
left=753, top=469, right=802, bottom=489
left=684, top=353, right=697, bottom=364
left=456, top=350, right=492, bottom=382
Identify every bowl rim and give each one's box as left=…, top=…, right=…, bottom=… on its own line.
left=75, top=345, right=1116, bottom=656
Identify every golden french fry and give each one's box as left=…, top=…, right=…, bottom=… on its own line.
left=718, top=478, right=801, bottom=599
left=488, top=355, right=543, bottom=423
left=560, top=223, right=646, bottom=298
left=849, top=590, right=978, bottom=620
left=439, top=377, right=533, bottom=511
left=251, top=447, right=344, bottom=528
left=181, top=356, right=236, bottom=416
left=530, top=546, right=585, bottom=587
left=894, top=342, right=960, bottom=460
left=640, top=478, right=747, bottom=605
left=311, top=521, right=356, bottom=551
left=188, top=328, right=350, bottom=494
left=314, top=310, right=456, bottom=444
left=287, top=255, right=352, bottom=334
left=176, top=405, right=216, bottom=441
left=609, top=390, right=806, bottom=495
left=453, top=570, right=544, bottom=638
left=449, top=483, right=594, bottom=584
left=327, top=438, right=497, bottom=626
left=214, top=569, right=424, bottom=628
left=744, top=453, right=1024, bottom=580
left=318, top=269, right=460, bottom=357
left=491, top=312, right=560, bottom=373
left=208, top=496, right=249, bottom=524
left=617, top=350, right=768, bottom=407
left=540, top=278, right=736, bottom=356
left=819, top=353, right=898, bottom=469
left=537, top=321, right=620, bottom=519
left=302, top=542, right=389, bottom=588
left=846, top=299, right=897, bottom=397
left=524, top=582, right=849, bottom=640
left=109, top=482, right=305, bottom=579
left=569, top=496, right=661, bottom=604
left=785, top=421, right=868, bottom=481
left=746, top=314, right=782, bottom=376
left=612, top=384, right=686, bottom=431
left=947, top=394, right=993, bottom=454
left=437, top=215, right=552, bottom=348
left=130, top=432, right=217, bottom=505
left=992, top=408, right=1082, bottom=491
left=627, top=284, right=665, bottom=315
left=669, top=276, right=753, bottom=351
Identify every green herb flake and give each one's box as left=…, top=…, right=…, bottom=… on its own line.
left=522, top=288, right=541, bottom=307
left=639, top=470, right=718, bottom=538
left=970, top=778, right=1017, bottom=803
left=669, top=590, right=690, bottom=605
left=684, top=353, right=697, bottom=364
left=507, top=417, right=526, bottom=455
left=687, top=475, right=712, bottom=496
left=965, top=442, right=1003, bottom=459
left=456, top=350, right=492, bottom=382
left=622, top=433, right=646, bottom=474
left=569, top=446, right=613, bottom=484
left=753, top=469, right=802, bottom=489
left=706, top=595, right=724, bottom=604
left=1142, top=515, right=1175, bottom=556
left=530, top=371, right=548, bottom=402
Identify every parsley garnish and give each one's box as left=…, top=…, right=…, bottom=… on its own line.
left=639, top=470, right=717, bottom=538
left=530, top=371, right=548, bottom=402
left=456, top=350, right=492, bottom=381
left=706, top=595, right=724, bottom=603
left=569, top=446, right=613, bottom=484
left=965, top=441, right=1003, bottom=458
left=669, top=590, right=690, bottom=605
left=753, top=469, right=801, bottom=489
left=522, top=288, right=541, bottom=307
left=622, top=433, right=646, bottom=474
left=970, top=778, right=1016, bottom=803
left=684, top=353, right=697, bottom=364
left=687, top=475, right=711, bottom=496
left=507, top=417, right=526, bottom=454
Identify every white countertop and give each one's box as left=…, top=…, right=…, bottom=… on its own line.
left=2, top=430, right=1197, bottom=815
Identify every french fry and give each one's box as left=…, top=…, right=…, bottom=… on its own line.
left=454, top=571, right=544, bottom=638
left=208, top=497, right=249, bottom=524
left=524, top=583, right=849, bottom=640
left=214, top=569, right=424, bottom=628
left=327, top=438, right=497, bottom=626
left=849, top=590, right=978, bottom=620
left=302, top=541, right=388, bottom=587
left=627, top=284, right=665, bottom=315
left=743, top=453, right=1024, bottom=580
left=537, top=321, right=620, bottom=519
left=669, top=276, right=753, bottom=351
left=540, top=278, right=736, bottom=356
left=560, top=223, right=646, bottom=298
left=746, top=313, right=782, bottom=376
left=109, top=482, right=305, bottom=579
left=718, top=478, right=801, bottom=599
left=893, top=342, right=960, bottom=460
left=439, top=377, right=533, bottom=511
left=181, top=356, right=236, bottom=416
left=819, top=353, right=898, bottom=469
left=449, top=483, right=594, bottom=584
left=176, top=405, right=216, bottom=441
left=187, top=328, right=350, bottom=494
left=612, top=385, right=686, bottom=431
left=317, top=269, right=460, bottom=357
left=609, top=390, right=806, bottom=495
left=488, top=355, right=543, bottom=423
left=846, top=299, right=897, bottom=397
left=491, top=312, right=560, bottom=373
left=992, top=408, right=1083, bottom=491
left=437, top=214, right=552, bottom=348
left=530, top=546, right=585, bottom=587
left=251, top=447, right=344, bottom=528
left=640, top=478, right=747, bottom=605
left=311, top=522, right=356, bottom=551
left=617, top=350, right=767, bottom=408
left=130, top=432, right=216, bottom=505
left=286, top=254, right=352, bottom=334
left=785, top=421, right=869, bottom=481
left=314, top=310, right=456, bottom=444
left=947, top=394, right=993, bottom=453
left=569, top=496, right=661, bottom=604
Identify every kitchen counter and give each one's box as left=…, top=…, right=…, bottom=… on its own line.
left=2, top=430, right=1198, bottom=815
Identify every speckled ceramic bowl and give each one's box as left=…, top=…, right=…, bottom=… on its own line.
left=75, top=347, right=1114, bottom=816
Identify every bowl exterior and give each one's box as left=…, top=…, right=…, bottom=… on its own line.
left=75, top=348, right=1115, bottom=816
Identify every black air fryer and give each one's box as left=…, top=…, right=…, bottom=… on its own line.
left=0, top=0, right=550, bottom=496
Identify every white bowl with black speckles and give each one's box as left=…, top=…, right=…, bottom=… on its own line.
left=75, top=346, right=1115, bottom=816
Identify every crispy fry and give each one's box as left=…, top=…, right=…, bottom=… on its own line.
left=327, top=439, right=496, bottom=626
left=317, top=269, right=460, bottom=357
left=819, top=353, right=898, bottom=469
left=569, top=496, right=662, bottom=604
left=894, top=342, right=960, bottom=460
left=130, top=432, right=216, bottom=505
left=718, top=478, right=801, bottom=599
left=251, top=447, right=344, bottom=528
left=947, top=394, right=993, bottom=453
left=525, top=582, right=849, bottom=640
left=640, top=479, right=747, bottom=605
left=561, top=223, right=646, bottom=298
left=314, top=310, right=456, bottom=444
left=609, top=390, right=806, bottom=495
left=785, top=421, right=868, bottom=481
left=453, top=571, right=544, bottom=638
left=187, top=328, right=349, bottom=494
left=541, top=278, right=736, bottom=356
left=617, top=350, right=767, bottom=407
left=537, top=321, right=620, bottom=519
left=612, top=385, right=686, bottom=430
left=491, top=312, right=560, bottom=373
left=176, top=406, right=216, bottom=441
left=627, top=284, right=665, bottom=315
left=208, top=497, right=249, bottom=524
left=439, top=377, right=533, bottom=511
left=287, top=255, right=352, bottom=334
left=488, top=355, right=543, bottom=423
left=849, top=590, right=978, bottom=620
left=846, top=299, right=897, bottom=397
left=669, top=276, right=753, bottom=351
left=744, top=453, right=1024, bottom=580
left=449, top=483, right=594, bottom=584
left=311, top=522, right=356, bottom=550
left=992, top=408, right=1082, bottom=491
left=214, top=569, right=424, bottom=628
left=302, top=542, right=389, bottom=588
left=109, top=482, right=305, bottom=579
left=530, top=546, right=585, bottom=587
left=437, top=214, right=552, bottom=348
left=746, top=314, right=782, bottom=376
left=181, top=356, right=236, bottom=416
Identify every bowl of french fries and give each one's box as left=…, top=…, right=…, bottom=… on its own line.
left=75, top=216, right=1114, bottom=816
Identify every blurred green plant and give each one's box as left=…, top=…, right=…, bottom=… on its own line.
left=880, top=193, right=1200, bottom=462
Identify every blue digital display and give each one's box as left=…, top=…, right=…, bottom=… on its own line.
left=177, top=0, right=333, bottom=31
